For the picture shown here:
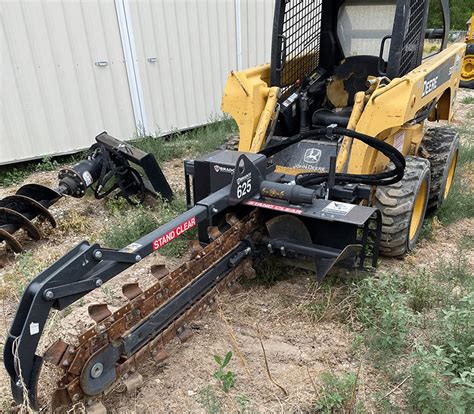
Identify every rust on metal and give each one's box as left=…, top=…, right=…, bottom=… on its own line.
left=188, top=239, right=203, bottom=259
left=42, top=210, right=260, bottom=408
left=122, top=283, right=143, bottom=301
left=207, top=226, right=222, bottom=241
left=88, top=304, right=112, bottom=323
left=0, top=195, right=57, bottom=228
left=0, top=228, right=23, bottom=253
left=150, top=264, right=169, bottom=280
left=176, top=326, right=194, bottom=343
left=43, top=339, right=69, bottom=365
left=0, top=207, right=42, bottom=240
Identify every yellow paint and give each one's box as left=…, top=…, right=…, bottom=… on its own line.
left=346, top=43, right=465, bottom=174
left=221, top=42, right=465, bottom=178
left=221, top=64, right=278, bottom=152
left=409, top=179, right=428, bottom=241
left=444, top=150, right=458, bottom=199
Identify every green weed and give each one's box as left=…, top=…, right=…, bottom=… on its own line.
left=253, top=257, right=288, bottom=285
left=0, top=154, right=77, bottom=187
left=102, top=193, right=193, bottom=257
left=102, top=206, right=160, bottom=248
left=213, top=351, right=235, bottom=393
left=352, top=275, right=414, bottom=360
left=199, top=386, right=221, bottom=414
left=1, top=252, right=49, bottom=298
left=313, top=372, right=362, bottom=414
left=407, top=293, right=474, bottom=413
left=460, top=96, right=474, bottom=105
left=132, top=118, right=236, bottom=164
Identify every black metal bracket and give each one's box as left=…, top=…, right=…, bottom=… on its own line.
left=92, top=248, right=142, bottom=263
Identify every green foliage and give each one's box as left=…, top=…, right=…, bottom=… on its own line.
left=428, top=0, right=472, bottom=30
left=213, top=351, right=235, bottom=393
left=352, top=275, right=414, bottom=359
left=102, top=206, right=160, bottom=248
left=199, top=386, right=221, bottom=414
left=313, top=372, right=361, bottom=414
left=102, top=194, right=194, bottom=257
left=408, top=294, right=474, bottom=413
left=253, top=257, right=288, bottom=285
left=461, top=96, right=474, bottom=105
left=1, top=252, right=50, bottom=298
left=132, top=118, right=237, bottom=164
left=434, top=137, right=474, bottom=226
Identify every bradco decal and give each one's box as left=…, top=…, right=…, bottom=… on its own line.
left=153, top=217, right=196, bottom=250
left=304, top=148, right=322, bottom=164
left=214, top=164, right=235, bottom=174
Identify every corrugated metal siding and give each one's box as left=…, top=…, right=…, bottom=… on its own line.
left=1, top=0, right=275, bottom=165
left=1, top=0, right=136, bottom=165
left=128, top=0, right=239, bottom=134
left=240, top=0, right=275, bottom=68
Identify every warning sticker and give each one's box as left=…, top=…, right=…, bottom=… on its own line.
left=82, top=171, right=93, bottom=187
left=123, top=242, right=142, bottom=253
left=30, top=322, right=40, bottom=336
left=322, top=201, right=355, bottom=216
left=243, top=199, right=303, bottom=215
left=393, top=131, right=405, bottom=153
left=153, top=217, right=196, bottom=250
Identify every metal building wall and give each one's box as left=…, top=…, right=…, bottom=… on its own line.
left=1, top=0, right=136, bottom=165
left=1, top=0, right=275, bottom=165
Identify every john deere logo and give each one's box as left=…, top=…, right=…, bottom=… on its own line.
left=304, top=148, right=322, bottom=164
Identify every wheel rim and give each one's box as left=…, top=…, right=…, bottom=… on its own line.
left=444, top=150, right=458, bottom=199
left=409, top=179, right=428, bottom=242
left=461, top=56, right=474, bottom=81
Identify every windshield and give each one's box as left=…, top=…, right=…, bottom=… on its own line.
left=337, top=0, right=397, bottom=59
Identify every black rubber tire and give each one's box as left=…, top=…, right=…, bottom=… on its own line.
left=374, top=156, right=431, bottom=257
left=421, top=127, right=460, bottom=211
left=460, top=44, right=474, bottom=89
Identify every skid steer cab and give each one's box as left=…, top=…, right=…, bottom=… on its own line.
left=223, top=0, right=463, bottom=257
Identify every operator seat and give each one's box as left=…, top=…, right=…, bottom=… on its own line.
left=312, top=55, right=386, bottom=128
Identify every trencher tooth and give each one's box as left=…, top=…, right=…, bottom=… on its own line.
left=88, top=303, right=112, bottom=323
left=150, top=264, right=169, bottom=280
left=122, top=283, right=143, bottom=301
left=207, top=226, right=222, bottom=241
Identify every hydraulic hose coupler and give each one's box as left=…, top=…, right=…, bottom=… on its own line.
left=260, top=181, right=321, bottom=205
left=58, top=155, right=104, bottom=198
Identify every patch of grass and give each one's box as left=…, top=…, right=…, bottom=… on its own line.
left=313, top=371, right=363, bottom=414
left=0, top=153, right=81, bottom=187
left=460, top=95, right=474, bottom=105
left=102, top=206, right=160, bottom=248
left=132, top=117, right=237, bottom=164
left=352, top=275, right=415, bottom=360
left=102, top=194, right=194, bottom=257
left=435, top=178, right=474, bottom=225
left=1, top=252, right=50, bottom=299
left=199, top=386, right=221, bottom=414
left=404, top=268, right=444, bottom=313
left=253, top=257, right=289, bottom=286
left=407, top=293, right=474, bottom=414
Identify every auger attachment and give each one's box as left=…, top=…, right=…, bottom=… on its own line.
left=0, top=132, right=172, bottom=253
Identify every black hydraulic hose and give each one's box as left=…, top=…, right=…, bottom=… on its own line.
left=259, top=127, right=406, bottom=187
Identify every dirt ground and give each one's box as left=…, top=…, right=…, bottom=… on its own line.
left=0, top=88, right=473, bottom=413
